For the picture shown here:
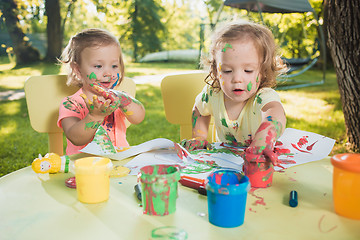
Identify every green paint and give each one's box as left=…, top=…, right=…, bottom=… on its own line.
left=256, top=76, right=259, bottom=83
left=255, top=93, right=262, bottom=104
left=140, top=165, right=180, bottom=216
left=192, top=111, right=198, bottom=128
left=222, top=43, right=233, bottom=52
left=87, top=72, right=97, bottom=80
left=247, top=82, right=253, bottom=91
left=85, top=121, right=101, bottom=130
left=91, top=126, right=116, bottom=153
left=201, top=92, right=209, bottom=103
left=221, top=118, right=228, bottom=127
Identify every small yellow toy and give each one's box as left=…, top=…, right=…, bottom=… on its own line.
left=32, top=153, right=71, bottom=174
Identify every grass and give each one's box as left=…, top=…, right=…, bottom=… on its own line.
left=0, top=56, right=348, bottom=177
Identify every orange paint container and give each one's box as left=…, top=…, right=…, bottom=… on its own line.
left=331, top=153, right=360, bottom=219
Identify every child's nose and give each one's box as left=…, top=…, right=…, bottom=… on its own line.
left=232, top=72, right=243, bottom=83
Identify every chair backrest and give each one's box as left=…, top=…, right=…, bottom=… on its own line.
left=24, top=75, right=136, bottom=156
left=160, top=71, right=215, bottom=142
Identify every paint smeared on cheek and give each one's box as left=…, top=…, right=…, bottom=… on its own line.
left=247, top=82, right=253, bottom=91
left=87, top=72, right=97, bottom=80
left=110, top=73, right=120, bottom=89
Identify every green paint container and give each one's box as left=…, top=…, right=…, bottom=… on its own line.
left=140, top=165, right=180, bottom=216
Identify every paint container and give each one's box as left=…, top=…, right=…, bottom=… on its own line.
left=206, top=170, right=250, bottom=228
left=139, top=165, right=180, bottom=216
left=331, top=153, right=360, bottom=219
left=74, top=157, right=112, bottom=204
left=243, top=160, right=274, bottom=188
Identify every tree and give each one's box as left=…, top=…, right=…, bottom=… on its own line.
left=325, top=0, right=360, bottom=152
left=45, top=0, right=62, bottom=62
left=0, top=0, right=40, bottom=65
left=128, top=0, right=165, bottom=62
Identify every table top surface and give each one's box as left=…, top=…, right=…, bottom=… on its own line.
left=1, top=154, right=359, bottom=240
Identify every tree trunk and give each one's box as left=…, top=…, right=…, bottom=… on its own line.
left=0, top=0, right=40, bottom=65
left=45, top=0, right=62, bottom=62
left=325, top=0, right=360, bottom=152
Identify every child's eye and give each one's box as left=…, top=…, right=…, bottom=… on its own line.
left=222, top=70, right=232, bottom=73
left=95, top=65, right=102, bottom=69
left=245, top=70, right=254, bottom=73
left=112, top=65, right=119, bottom=69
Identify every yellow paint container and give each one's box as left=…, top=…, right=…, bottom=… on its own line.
left=74, top=157, right=113, bottom=204
left=331, top=153, right=360, bottom=219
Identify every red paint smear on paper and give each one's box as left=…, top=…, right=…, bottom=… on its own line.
left=318, top=215, right=338, bottom=233
left=291, top=143, right=311, bottom=154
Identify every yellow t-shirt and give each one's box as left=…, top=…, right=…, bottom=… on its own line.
left=195, top=85, right=282, bottom=146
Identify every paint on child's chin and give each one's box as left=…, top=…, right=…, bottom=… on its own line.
left=87, top=72, right=97, bottom=80
left=247, top=82, right=253, bottom=91
left=222, top=43, right=233, bottom=52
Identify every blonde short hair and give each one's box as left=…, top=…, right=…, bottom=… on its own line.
left=59, top=28, right=125, bottom=87
left=202, top=20, right=287, bottom=91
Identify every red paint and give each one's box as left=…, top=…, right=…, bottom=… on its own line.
left=297, top=136, right=309, bottom=148
left=291, top=143, right=311, bottom=154
left=249, top=188, right=266, bottom=206
left=306, top=140, right=318, bottom=150
left=318, top=214, right=338, bottom=233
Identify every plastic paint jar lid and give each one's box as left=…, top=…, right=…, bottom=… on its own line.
left=331, top=153, right=360, bottom=173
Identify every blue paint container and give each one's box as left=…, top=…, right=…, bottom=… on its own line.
left=206, top=170, right=250, bottom=228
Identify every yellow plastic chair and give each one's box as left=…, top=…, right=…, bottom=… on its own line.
left=160, top=71, right=215, bottom=142
left=24, top=75, right=136, bottom=156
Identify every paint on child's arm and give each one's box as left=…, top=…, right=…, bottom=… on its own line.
left=222, top=43, right=232, bottom=52
left=85, top=121, right=101, bottom=130
left=192, top=111, right=198, bottom=128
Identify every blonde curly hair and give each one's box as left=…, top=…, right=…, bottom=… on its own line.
left=58, top=28, right=125, bottom=87
left=201, top=20, right=287, bottom=91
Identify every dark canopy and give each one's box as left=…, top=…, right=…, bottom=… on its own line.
left=224, top=0, right=314, bottom=13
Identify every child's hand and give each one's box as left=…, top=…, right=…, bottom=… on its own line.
left=90, top=83, right=136, bottom=110
left=180, top=138, right=212, bottom=151
left=80, top=93, right=119, bottom=118
left=240, top=146, right=283, bottom=168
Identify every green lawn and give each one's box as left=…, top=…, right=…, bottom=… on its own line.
left=0, top=57, right=347, bottom=177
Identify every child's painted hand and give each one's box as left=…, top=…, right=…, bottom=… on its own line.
left=240, top=146, right=283, bottom=168
left=80, top=93, right=120, bottom=118
left=180, top=138, right=212, bottom=151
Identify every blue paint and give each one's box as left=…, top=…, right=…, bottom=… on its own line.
left=110, top=73, right=120, bottom=89
left=206, top=170, right=250, bottom=228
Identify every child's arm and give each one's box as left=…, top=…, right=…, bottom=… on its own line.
left=61, top=108, right=107, bottom=146
left=180, top=106, right=212, bottom=151
left=243, top=101, right=286, bottom=166
left=111, top=90, right=145, bottom=124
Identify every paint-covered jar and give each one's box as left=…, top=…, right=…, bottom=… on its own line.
left=139, top=164, right=180, bottom=216
left=206, top=170, right=250, bottom=228
left=331, top=153, right=360, bottom=219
